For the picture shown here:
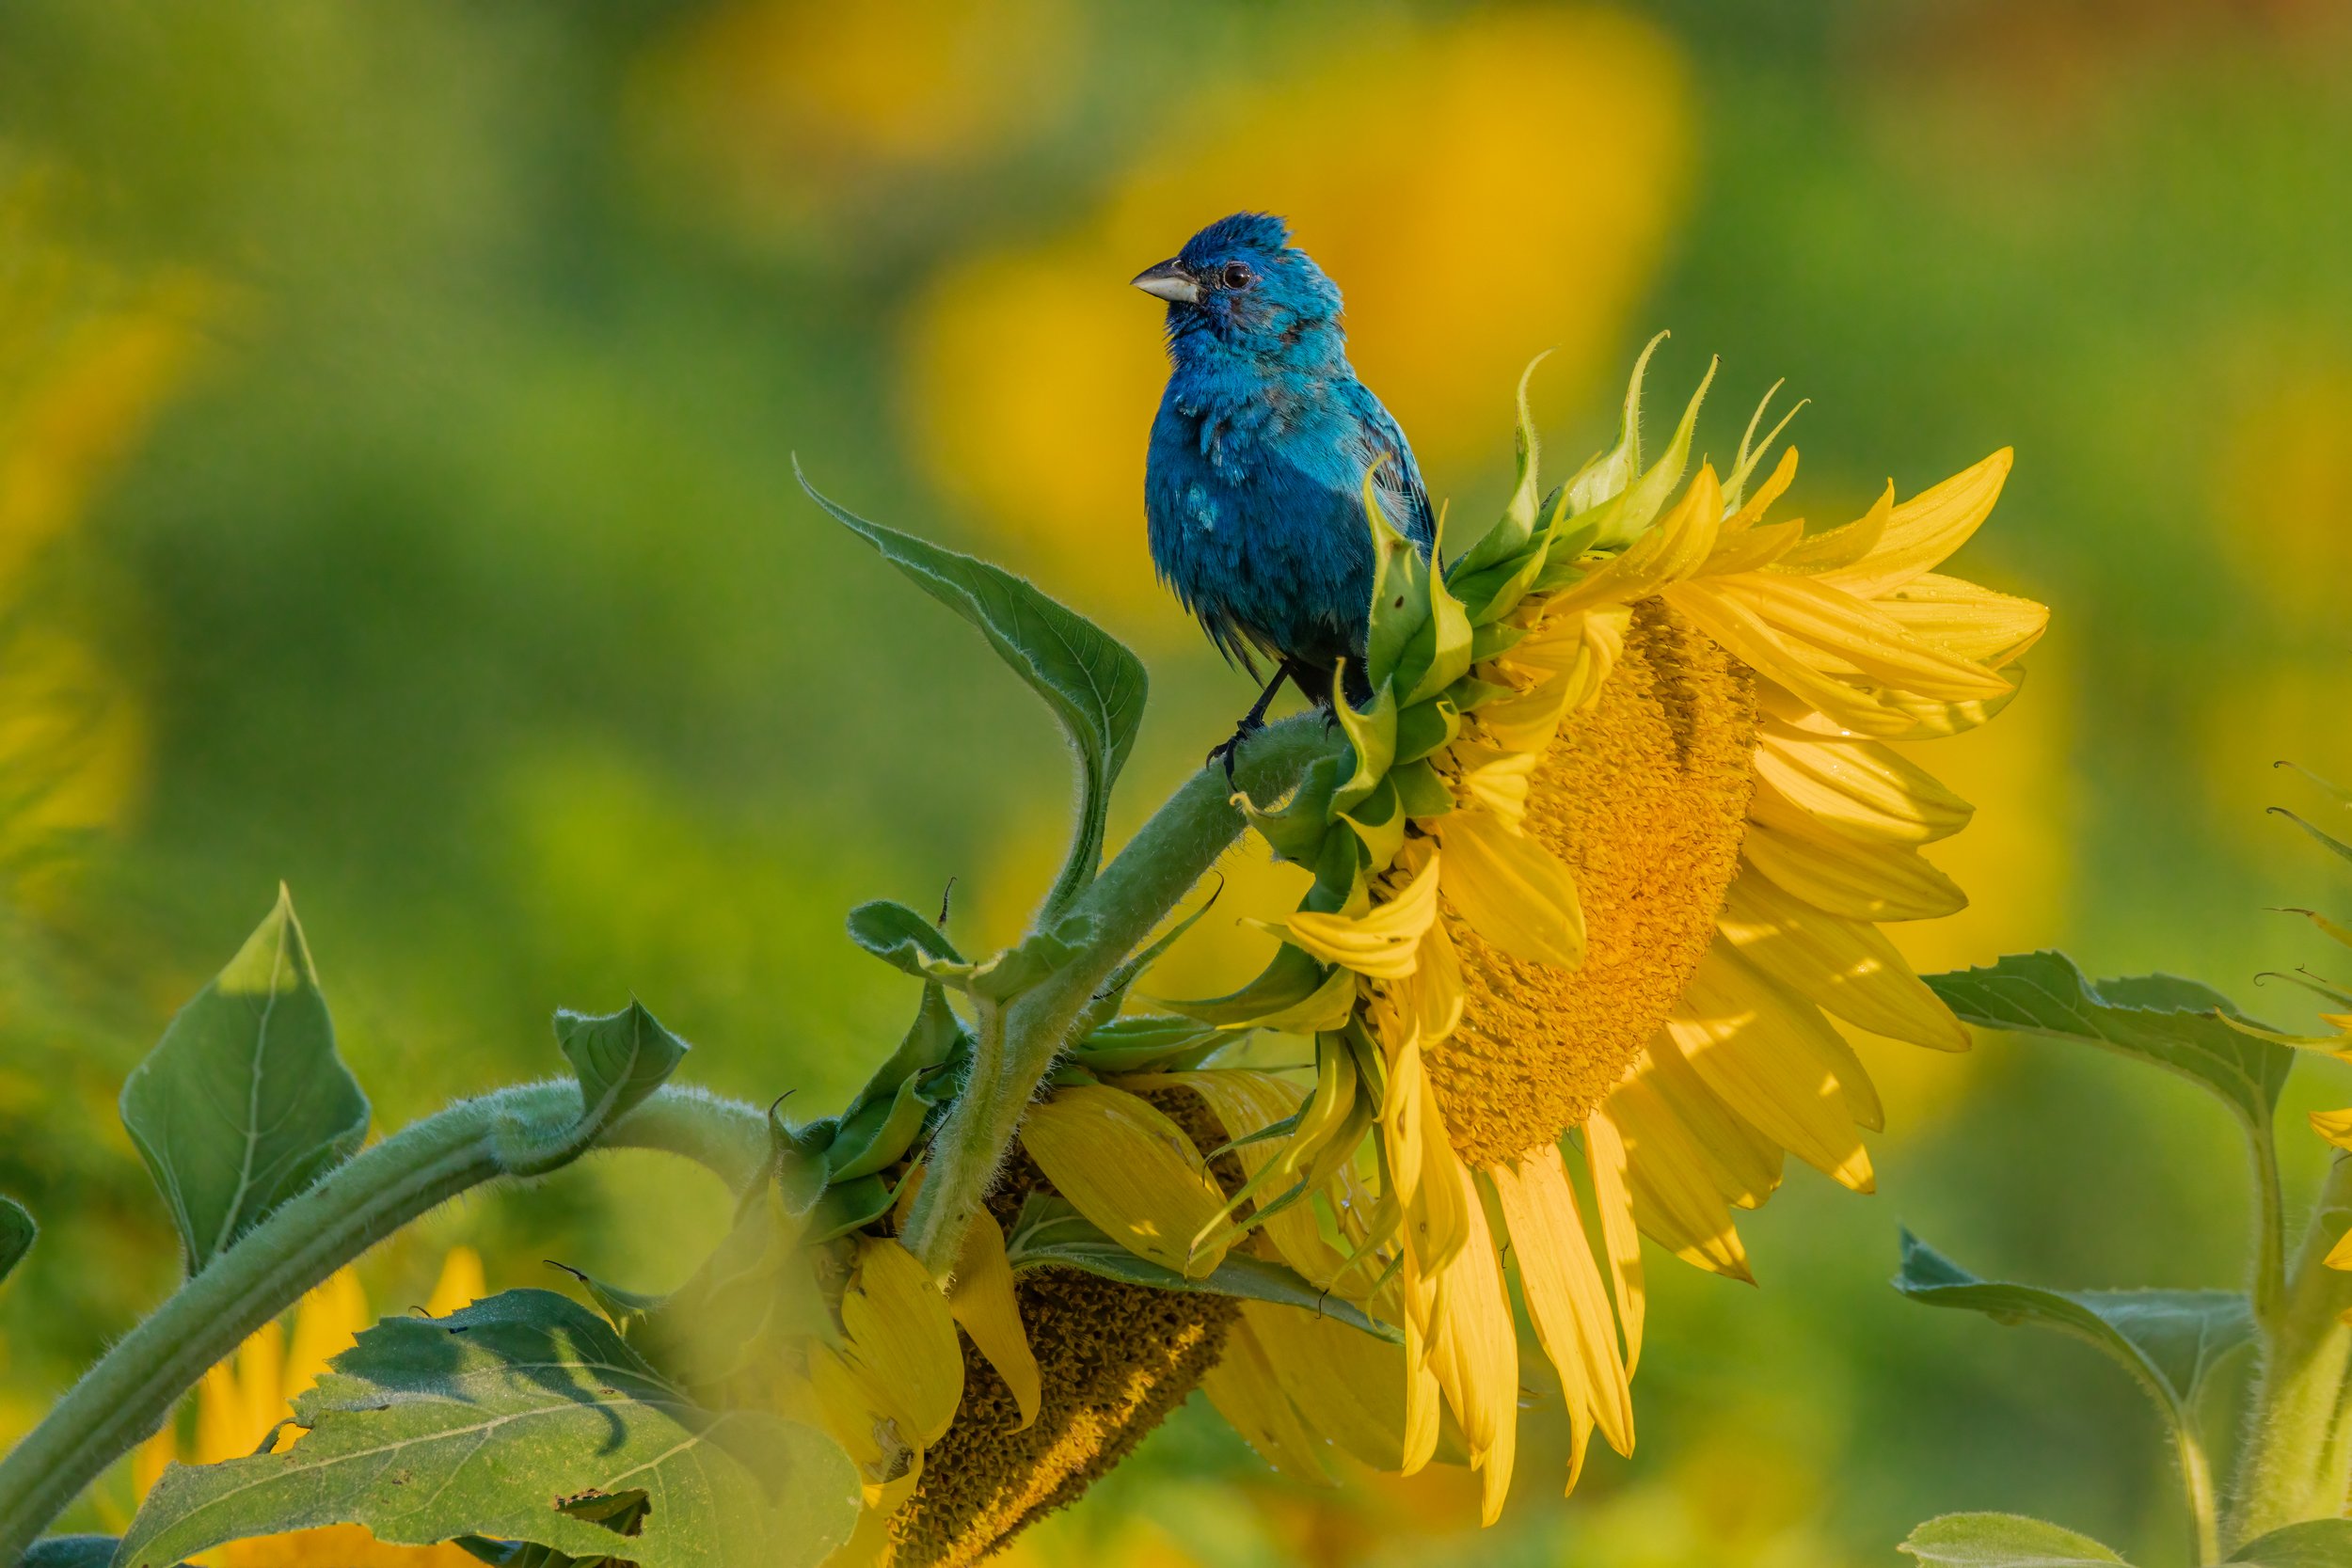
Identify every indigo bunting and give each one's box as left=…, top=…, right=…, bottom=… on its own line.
left=1133, top=213, right=1436, bottom=774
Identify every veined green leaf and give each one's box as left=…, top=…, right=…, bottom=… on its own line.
left=2226, top=1520, right=2352, bottom=1565
left=0, top=1196, right=31, bottom=1287
left=119, top=886, right=370, bottom=1276
left=114, top=1290, right=859, bottom=1568
left=495, top=1003, right=691, bottom=1178
left=1899, top=1513, right=2130, bottom=1567
left=800, top=467, right=1147, bottom=916
left=1894, top=1230, right=2253, bottom=1421
left=1003, top=1195, right=1398, bottom=1344
left=1924, top=952, right=2292, bottom=1132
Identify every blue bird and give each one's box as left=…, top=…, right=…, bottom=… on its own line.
left=1133, top=213, right=1436, bottom=776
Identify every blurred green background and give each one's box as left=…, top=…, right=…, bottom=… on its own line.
left=2, top=2, right=2349, bottom=1563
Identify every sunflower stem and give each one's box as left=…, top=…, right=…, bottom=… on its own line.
left=2252, top=1117, right=2287, bottom=1330
left=899, top=713, right=1341, bottom=1280
left=2174, top=1419, right=2222, bottom=1566
left=2227, top=1149, right=2352, bottom=1549
left=0, top=1083, right=767, bottom=1563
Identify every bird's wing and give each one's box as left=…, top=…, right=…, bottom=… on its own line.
left=1352, top=389, right=1437, bottom=549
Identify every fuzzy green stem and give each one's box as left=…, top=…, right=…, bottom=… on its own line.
left=2228, top=1150, right=2352, bottom=1548
left=2175, top=1419, right=2221, bottom=1566
left=0, top=1082, right=766, bottom=1563
left=2253, top=1118, right=2288, bottom=1331
left=900, top=714, right=1342, bottom=1278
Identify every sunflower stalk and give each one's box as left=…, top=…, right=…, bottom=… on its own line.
left=897, top=712, right=1341, bottom=1280
left=0, top=1083, right=770, bottom=1565
left=2227, top=1150, right=2352, bottom=1549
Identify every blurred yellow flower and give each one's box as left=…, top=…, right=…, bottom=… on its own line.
left=111, top=1249, right=487, bottom=1567
left=631, top=0, right=1085, bottom=238
left=905, top=8, right=1692, bottom=626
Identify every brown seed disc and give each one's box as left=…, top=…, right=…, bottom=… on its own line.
left=879, top=1090, right=1240, bottom=1567
left=1428, top=597, right=1757, bottom=1167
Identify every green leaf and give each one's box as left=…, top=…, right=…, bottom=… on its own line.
left=1156, top=942, right=1331, bottom=1028
left=845, top=900, right=965, bottom=977
left=847, top=982, right=965, bottom=1113
left=1899, top=1513, right=2131, bottom=1567
left=2226, top=1520, right=2352, bottom=1565
left=119, top=886, right=370, bottom=1275
left=1004, top=1195, right=1400, bottom=1344
left=494, top=1003, right=691, bottom=1178
left=1924, top=952, right=2292, bottom=1132
left=801, top=467, right=1148, bottom=915
left=824, top=1063, right=950, bottom=1180
left=0, top=1195, right=32, bottom=1287
left=1070, top=891, right=1222, bottom=1039
left=114, top=1290, right=860, bottom=1568
left=1894, top=1230, right=2254, bottom=1420
left=1068, top=1015, right=1227, bottom=1073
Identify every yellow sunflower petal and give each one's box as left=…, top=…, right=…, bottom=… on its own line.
left=283, top=1266, right=371, bottom=1402
left=2312, top=1108, right=2352, bottom=1151
left=1581, top=1108, right=1645, bottom=1376
left=946, top=1209, right=1041, bottom=1433
left=1774, top=481, right=1891, bottom=574
left=1284, top=838, right=1441, bottom=978
left=1437, top=808, right=1585, bottom=968
left=1636, top=1033, right=1786, bottom=1208
left=1204, top=1311, right=1332, bottom=1482
left=1546, top=464, right=1724, bottom=614
left=1741, top=816, right=1968, bottom=923
left=1876, top=572, right=2049, bottom=665
left=1597, top=1071, right=1754, bottom=1281
left=1814, top=448, right=2013, bottom=598
left=1752, top=727, right=1974, bottom=847
left=1665, top=579, right=1919, bottom=737
left=1138, top=1068, right=1344, bottom=1285
left=1717, top=870, right=1970, bottom=1051
left=1020, top=1085, right=1229, bottom=1277
left=1661, top=950, right=1876, bottom=1192
left=1489, top=1146, right=1633, bottom=1465
left=1246, top=1298, right=1412, bottom=1472
left=841, top=1235, right=964, bottom=1449
left=1686, top=571, right=2014, bottom=702
left=1426, top=1171, right=1519, bottom=1526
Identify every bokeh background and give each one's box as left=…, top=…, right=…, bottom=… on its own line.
left=2, top=2, right=2349, bottom=1563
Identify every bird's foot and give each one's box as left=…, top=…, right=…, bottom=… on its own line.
left=1207, top=715, right=1266, bottom=788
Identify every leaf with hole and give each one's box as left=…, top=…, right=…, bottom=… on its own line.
left=803, top=469, right=1147, bottom=915
left=119, top=886, right=370, bottom=1275
left=113, top=1289, right=859, bottom=1568
left=1925, top=952, right=2291, bottom=1132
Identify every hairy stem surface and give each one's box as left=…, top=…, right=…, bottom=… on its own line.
left=900, top=715, right=1341, bottom=1278
left=2230, top=1151, right=2352, bottom=1548
left=0, top=1083, right=765, bottom=1562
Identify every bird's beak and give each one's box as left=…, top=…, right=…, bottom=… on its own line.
left=1131, top=259, right=1201, bottom=305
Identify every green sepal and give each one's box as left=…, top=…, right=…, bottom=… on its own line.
left=1069, top=1015, right=1228, bottom=1073
left=1340, top=775, right=1406, bottom=876
left=805, top=1174, right=898, bottom=1245
left=1156, top=943, right=1330, bottom=1028
left=1046, top=1062, right=1101, bottom=1088
left=1586, top=352, right=1716, bottom=552
left=1443, top=675, right=1516, bottom=715
left=1389, top=758, right=1454, bottom=820
left=1004, top=1194, right=1398, bottom=1344
left=495, top=1002, right=691, bottom=1180
left=1451, top=354, right=1549, bottom=580
left=1304, top=822, right=1369, bottom=917
left=1469, top=619, right=1529, bottom=663
left=1392, top=698, right=1460, bottom=767
left=846, top=983, right=964, bottom=1115
left=1400, top=509, right=1473, bottom=705
left=0, top=1196, right=30, bottom=1288
left=545, top=1260, right=668, bottom=1338
left=2273, top=805, right=2352, bottom=867
left=1529, top=519, right=1601, bottom=593
left=824, top=1064, right=951, bottom=1181
left=1241, top=751, right=1347, bottom=865
left=1364, top=477, right=1431, bottom=696
left=1453, top=542, right=1551, bottom=629
left=1331, top=681, right=1397, bottom=816
left=1562, top=331, right=1661, bottom=522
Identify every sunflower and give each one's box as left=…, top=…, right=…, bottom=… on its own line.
left=1134, top=341, right=2048, bottom=1518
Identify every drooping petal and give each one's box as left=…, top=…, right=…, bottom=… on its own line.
left=1423, top=1169, right=1519, bottom=1525
left=1020, top=1085, right=1229, bottom=1277
left=946, top=1209, right=1041, bottom=1433
left=1284, top=839, right=1442, bottom=979
left=1204, top=1310, right=1333, bottom=1481
left=1597, top=1070, right=1754, bottom=1282
left=1717, top=870, right=1970, bottom=1050
left=1141, top=1068, right=1344, bottom=1286
left=840, top=1235, right=964, bottom=1449
left=1740, top=817, right=1968, bottom=922
left=1246, top=1298, right=1413, bottom=1472
left=1752, top=727, right=1975, bottom=847
left=1875, top=572, right=2049, bottom=665
left=1489, top=1146, right=1633, bottom=1469
left=1581, top=1108, right=1645, bottom=1376
left=1661, top=949, right=1876, bottom=1191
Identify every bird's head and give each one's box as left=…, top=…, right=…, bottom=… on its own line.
left=1131, top=213, right=1343, bottom=360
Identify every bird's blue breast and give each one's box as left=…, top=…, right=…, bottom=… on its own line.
left=1144, top=362, right=1432, bottom=682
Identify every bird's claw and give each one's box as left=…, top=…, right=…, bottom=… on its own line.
left=1207, top=717, right=1265, bottom=788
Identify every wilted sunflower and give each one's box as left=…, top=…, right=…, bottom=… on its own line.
left=1119, top=341, right=2050, bottom=1518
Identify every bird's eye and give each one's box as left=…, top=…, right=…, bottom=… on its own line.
left=1220, top=261, right=1255, bottom=290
